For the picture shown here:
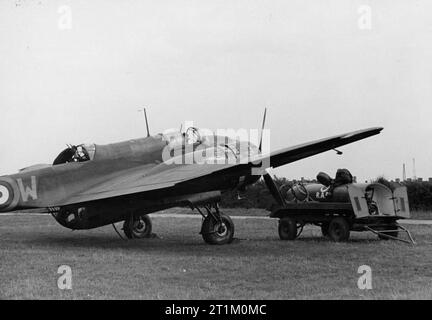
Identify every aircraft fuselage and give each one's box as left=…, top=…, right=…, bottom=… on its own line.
left=0, top=131, right=259, bottom=230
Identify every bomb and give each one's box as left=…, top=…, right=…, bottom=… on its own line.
left=283, top=169, right=353, bottom=203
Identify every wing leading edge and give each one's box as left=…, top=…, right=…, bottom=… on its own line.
left=267, top=127, right=383, bottom=168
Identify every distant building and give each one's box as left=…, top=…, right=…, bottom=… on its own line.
left=395, top=178, right=400, bottom=183
left=407, top=178, right=412, bottom=182
left=418, top=177, right=423, bottom=182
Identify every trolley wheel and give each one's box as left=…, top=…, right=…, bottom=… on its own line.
left=328, top=217, right=350, bottom=242
left=321, top=222, right=330, bottom=237
left=278, top=217, right=297, bottom=240
left=378, top=225, right=399, bottom=240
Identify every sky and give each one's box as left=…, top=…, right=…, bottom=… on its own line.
left=1, top=0, right=431, bottom=182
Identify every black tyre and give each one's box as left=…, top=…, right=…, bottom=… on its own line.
left=378, top=226, right=399, bottom=240
left=278, top=217, right=297, bottom=240
left=328, top=217, right=350, bottom=242
left=201, top=214, right=234, bottom=245
left=321, top=222, right=330, bottom=237
left=123, top=213, right=152, bottom=239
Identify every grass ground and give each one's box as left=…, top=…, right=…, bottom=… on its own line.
left=411, top=210, right=432, bottom=220
left=1, top=209, right=432, bottom=299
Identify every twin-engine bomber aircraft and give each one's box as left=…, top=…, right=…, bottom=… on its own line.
left=0, top=113, right=383, bottom=244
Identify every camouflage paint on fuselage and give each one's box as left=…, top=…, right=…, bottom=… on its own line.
left=0, top=131, right=258, bottom=216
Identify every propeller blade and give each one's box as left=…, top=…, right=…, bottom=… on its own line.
left=262, top=172, right=285, bottom=206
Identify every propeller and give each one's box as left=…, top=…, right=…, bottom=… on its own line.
left=262, top=170, right=285, bottom=206
left=258, top=107, right=267, bottom=152
left=256, top=108, right=285, bottom=207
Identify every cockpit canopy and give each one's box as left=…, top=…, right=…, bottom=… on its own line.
left=53, top=144, right=96, bottom=165
left=162, top=127, right=204, bottom=146
left=52, top=127, right=258, bottom=166
left=162, top=126, right=258, bottom=162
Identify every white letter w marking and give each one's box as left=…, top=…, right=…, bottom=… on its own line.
left=17, top=176, right=38, bottom=201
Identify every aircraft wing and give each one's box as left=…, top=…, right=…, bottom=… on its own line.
left=58, top=127, right=383, bottom=206
left=61, top=162, right=233, bottom=205
left=266, top=127, right=383, bottom=168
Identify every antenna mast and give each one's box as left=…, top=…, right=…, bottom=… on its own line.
left=402, top=163, right=406, bottom=181
left=258, top=107, right=267, bottom=152
left=413, top=158, right=416, bottom=181
left=138, top=108, right=150, bottom=137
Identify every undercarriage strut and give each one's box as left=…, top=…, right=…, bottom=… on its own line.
left=194, top=202, right=234, bottom=245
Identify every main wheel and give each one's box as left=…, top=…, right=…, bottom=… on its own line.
left=378, top=226, right=399, bottom=240
left=123, top=213, right=152, bottom=239
left=278, top=217, right=297, bottom=240
left=201, top=213, right=234, bottom=245
left=328, top=217, right=350, bottom=242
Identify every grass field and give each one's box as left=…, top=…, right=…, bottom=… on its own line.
left=1, top=209, right=432, bottom=299
left=411, top=210, right=432, bottom=220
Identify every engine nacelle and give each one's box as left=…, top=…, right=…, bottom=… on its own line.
left=53, top=204, right=127, bottom=230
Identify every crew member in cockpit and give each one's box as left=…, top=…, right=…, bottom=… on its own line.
left=72, top=146, right=90, bottom=162
left=185, top=127, right=201, bottom=145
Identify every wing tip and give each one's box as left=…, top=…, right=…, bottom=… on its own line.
left=372, top=126, right=384, bottom=132
left=344, top=126, right=384, bottom=139
left=362, top=126, right=384, bottom=133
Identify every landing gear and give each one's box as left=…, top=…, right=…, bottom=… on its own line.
left=197, top=203, right=235, bottom=245
left=123, top=211, right=152, bottom=239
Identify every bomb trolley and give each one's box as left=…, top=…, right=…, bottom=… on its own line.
left=269, top=181, right=415, bottom=244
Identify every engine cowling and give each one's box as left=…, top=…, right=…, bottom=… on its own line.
left=53, top=204, right=127, bottom=230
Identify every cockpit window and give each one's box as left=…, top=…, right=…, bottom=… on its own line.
left=82, top=144, right=95, bottom=160
left=224, top=144, right=239, bottom=158
left=185, top=127, right=202, bottom=144
left=162, top=127, right=204, bottom=148
left=53, top=144, right=96, bottom=165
